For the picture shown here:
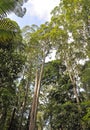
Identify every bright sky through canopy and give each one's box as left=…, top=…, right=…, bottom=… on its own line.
left=8, top=0, right=60, bottom=28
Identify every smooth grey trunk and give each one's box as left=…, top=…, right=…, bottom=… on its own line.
left=29, top=58, right=45, bottom=130
left=68, top=71, right=80, bottom=104
left=65, top=58, right=80, bottom=105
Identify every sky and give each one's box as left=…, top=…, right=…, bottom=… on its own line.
left=8, top=0, right=60, bottom=28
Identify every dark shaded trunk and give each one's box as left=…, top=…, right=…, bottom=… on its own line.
left=0, top=108, right=8, bottom=129
left=8, top=108, right=16, bottom=130
left=19, top=80, right=30, bottom=130
left=26, top=110, right=31, bottom=130
left=59, top=125, right=63, bottom=130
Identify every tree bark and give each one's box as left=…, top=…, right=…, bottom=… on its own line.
left=67, top=69, right=82, bottom=111
left=29, top=59, right=45, bottom=130
left=29, top=70, right=39, bottom=130
left=19, top=80, right=30, bottom=130
left=8, top=108, right=16, bottom=130
left=65, top=59, right=80, bottom=105
left=68, top=72, right=80, bottom=104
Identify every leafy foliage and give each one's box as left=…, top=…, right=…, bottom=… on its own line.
left=0, top=19, right=25, bottom=130
left=0, top=0, right=28, bottom=18
left=0, top=0, right=90, bottom=130
left=0, top=18, right=21, bottom=43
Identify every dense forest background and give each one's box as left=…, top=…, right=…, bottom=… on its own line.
left=0, top=0, right=90, bottom=130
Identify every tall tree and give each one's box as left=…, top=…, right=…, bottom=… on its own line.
left=50, top=0, right=90, bottom=109
left=22, top=23, right=52, bottom=130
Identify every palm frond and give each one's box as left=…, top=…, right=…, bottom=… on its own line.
left=0, top=0, right=29, bottom=18
left=0, top=0, right=16, bottom=18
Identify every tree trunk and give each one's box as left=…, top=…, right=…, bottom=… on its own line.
left=29, top=70, right=39, bottom=130
left=26, top=110, right=31, bottom=130
left=19, top=80, right=30, bottom=130
left=59, top=125, right=63, bottom=130
left=29, top=59, right=45, bottom=130
left=8, top=108, right=16, bottom=130
left=68, top=70, right=81, bottom=111
left=65, top=56, right=80, bottom=105
left=0, top=108, right=8, bottom=129
left=69, top=72, right=80, bottom=104
left=66, top=61, right=80, bottom=103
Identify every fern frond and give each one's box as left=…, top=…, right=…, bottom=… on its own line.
left=0, top=18, right=20, bottom=43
